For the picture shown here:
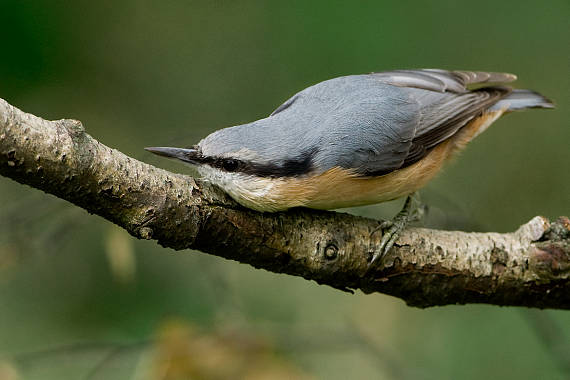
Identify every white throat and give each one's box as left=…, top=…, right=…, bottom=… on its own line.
left=196, top=165, right=281, bottom=211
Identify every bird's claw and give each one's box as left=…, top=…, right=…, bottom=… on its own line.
left=369, top=193, right=425, bottom=265
left=370, top=214, right=407, bottom=264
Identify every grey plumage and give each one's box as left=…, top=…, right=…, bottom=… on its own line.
left=369, top=69, right=516, bottom=93
left=196, top=69, right=552, bottom=177
left=490, top=89, right=554, bottom=111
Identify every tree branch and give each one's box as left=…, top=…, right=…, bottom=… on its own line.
left=0, top=98, right=568, bottom=309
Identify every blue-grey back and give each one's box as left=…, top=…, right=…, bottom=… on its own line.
left=199, top=75, right=420, bottom=173
left=197, top=71, right=525, bottom=176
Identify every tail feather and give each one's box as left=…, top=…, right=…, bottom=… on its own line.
left=490, top=89, right=555, bottom=111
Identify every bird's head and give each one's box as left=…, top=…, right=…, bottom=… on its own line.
left=145, top=120, right=317, bottom=180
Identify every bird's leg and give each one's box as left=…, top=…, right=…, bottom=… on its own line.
left=370, top=192, right=425, bottom=265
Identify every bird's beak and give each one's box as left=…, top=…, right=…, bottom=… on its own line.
left=144, top=147, right=200, bottom=163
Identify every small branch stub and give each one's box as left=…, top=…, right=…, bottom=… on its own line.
left=324, top=243, right=338, bottom=260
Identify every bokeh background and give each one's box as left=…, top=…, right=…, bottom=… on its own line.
left=0, top=1, right=569, bottom=379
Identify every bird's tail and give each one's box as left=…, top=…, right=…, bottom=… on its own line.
left=490, top=89, right=554, bottom=111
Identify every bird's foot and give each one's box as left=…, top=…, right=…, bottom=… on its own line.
left=370, top=193, right=425, bottom=265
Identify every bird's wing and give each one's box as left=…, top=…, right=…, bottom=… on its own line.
left=270, top=69, right=515, bottom=116
left=399, top=86, right=510, bottom=169
left=314, top=71, right=513, bottom=176
left=371, top=69, right=516, bottom=93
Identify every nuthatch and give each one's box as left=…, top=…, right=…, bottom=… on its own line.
left=146, top=69, right=553, bottom=262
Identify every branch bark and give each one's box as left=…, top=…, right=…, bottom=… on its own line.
left=0, top=98, right=568, bottom=309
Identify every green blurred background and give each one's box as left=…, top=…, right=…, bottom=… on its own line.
left=0, top=0, right=569, bottom=379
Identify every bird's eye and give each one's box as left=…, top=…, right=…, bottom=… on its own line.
left=222, top=159, right=239, bottom=172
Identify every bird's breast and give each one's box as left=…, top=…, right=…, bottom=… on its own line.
left=217, top=144, right=451, bottom=211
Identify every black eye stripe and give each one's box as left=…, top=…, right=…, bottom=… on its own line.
left=196, top=149, right=317, bottom=178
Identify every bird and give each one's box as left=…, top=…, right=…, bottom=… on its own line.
left=146, top=69, right=553, bottom=262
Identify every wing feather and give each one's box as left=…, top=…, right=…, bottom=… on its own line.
left=371, top=69, right=516, bottom=93
left=412, top=87, right=509, bottom=149
left=352, top=70, right=515, bottom=175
